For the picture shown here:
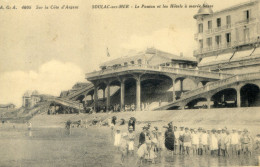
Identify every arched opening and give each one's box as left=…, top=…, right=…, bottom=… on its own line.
left=211, top=88, right=237, bottom=108
left=241, top=84, right=260, bottom=107
left=185, top=98, right=208, bottom=109
left=167, top=106, right=181, bottom=110
left=76, top=95, right=85, bottom=103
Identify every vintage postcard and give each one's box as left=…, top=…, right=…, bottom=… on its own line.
left=0, top=0, right=260, bottom=166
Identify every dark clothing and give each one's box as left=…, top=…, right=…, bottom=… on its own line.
left=139, top=132, right=146, bottom=145
left=128, top=121, right=135, bottom=131
left=165, top=131, right=175, bottom=151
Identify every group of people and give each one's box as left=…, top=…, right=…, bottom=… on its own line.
left=164, top=123, right=256, bottom=157
left=110, top=119, right=260, bottom=166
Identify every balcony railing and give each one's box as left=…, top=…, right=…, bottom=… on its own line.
left=194, top=37, right=260, bottom=55
left=182, top=72, right=260, bottom=100
left=236, top=18, right=256, bottom=25
left=86, top=64, right=233, bottom=80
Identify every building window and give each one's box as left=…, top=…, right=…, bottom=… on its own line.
left=244, top=10, right=251, bottom=20
left=199, top=39, right=203, bottom=49
left=226, top=15, right=231, bottom=26
left=244, top=28, right=250, bottom=42
left=198, top=23, right=203, bottom=33
left=226, top=33, right=231, bottom=47
left=208, top=21, right=212, bottom=30
left=124, top=62, right=128, bottom=66
left=215, top=35, right=222, bottom=48
left=130, top=61, right=134, bottom=65
left=217, top=18, right=221, bottom=27
left=137, top=59, right=142, bottom=65
left=207, top=37, right=212, bottom=49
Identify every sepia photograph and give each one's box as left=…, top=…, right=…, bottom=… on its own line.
left=0, top=0, right=260, bottom=166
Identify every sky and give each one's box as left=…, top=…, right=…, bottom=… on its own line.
left=0, top=0, right=247, bottom=106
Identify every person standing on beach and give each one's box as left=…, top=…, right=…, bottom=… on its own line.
left=191, top=129, right=199, bottom=155
left=179, top=127, right=185, bottom=154
left=139, top=127, right=147, bottom=147
left=183, top=128, right=192, bottom=155
left=220, top=129, right=227, bottom=156
left=209, top=129, right=218, bottom=156
left=241, top=129, right=253, bottom=156
left=114, top=129, right=121, bottom=150
left=174, top=126, right=180, bottom=155
left=231, top=129, right=239, bottom=156
left=128, top=126, right=135, bottom=155
left=120, top=133, right=128, bottom=165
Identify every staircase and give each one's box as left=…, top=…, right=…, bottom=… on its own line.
left=154, top=72, right=260, bottom=110
left=64, top=83, right=94, bottom=100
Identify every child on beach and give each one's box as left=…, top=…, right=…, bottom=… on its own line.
left=120, top=133, right=128, bottom=165
left=128, top=126, right=135, bottom=155
left=114, top=129, right=121, bottom=150
left=145, top=140, right=157, bottom=164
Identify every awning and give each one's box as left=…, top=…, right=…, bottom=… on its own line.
left=199, top=53, right=233, bottom=66
left=231, top=48, right=255, bottom=61
left=198, top=56, right=217, bottom=66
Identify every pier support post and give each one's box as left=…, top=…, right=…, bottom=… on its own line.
left=236, top=87, right=241, bottom=108
left=120, top=78, right=125, bottom=111
left=106, top=81, right=111, bottom=112
left=93, top=83, right=98, bottom=112
left=133, top=74, right=142, bottom=111
left=207, top=96, right=211, bottom=109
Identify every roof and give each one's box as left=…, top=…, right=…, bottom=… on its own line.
left=194, top=3, right=213, bottom=19
left=100, top=48, right=196, bottom=67
left=195, top=0, right=258, bottom=19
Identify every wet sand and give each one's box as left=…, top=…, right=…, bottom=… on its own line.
left=0, top=125, right=259, bottom=167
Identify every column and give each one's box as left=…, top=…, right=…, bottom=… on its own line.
left=236, top=88, right=241, bottom=108
left=106, top=83, right=111, bottom=112
left=171, top=77, right=176, bottom=102
left=136, top=76, right=141, bottom=111
left=103, top=88, right=105, bottom=100
left=180, top=79, right=184, bottom=93
left=207, top=96, right=211, bottom=109
left=94, top=84, right=98, bottom=112
left=120, top=79, right=125, bottom=111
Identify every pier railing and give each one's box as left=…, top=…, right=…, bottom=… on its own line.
left=182, top=72, right=260, bottom=99
left=86, top=64, right=233, bottom=80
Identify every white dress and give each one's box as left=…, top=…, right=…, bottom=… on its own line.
left=114, top=133, right=121, bottom=146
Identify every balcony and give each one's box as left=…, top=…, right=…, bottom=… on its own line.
left=236, top=18, right=256, bottom=25
left=194, top=37, right=260, bottom=56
